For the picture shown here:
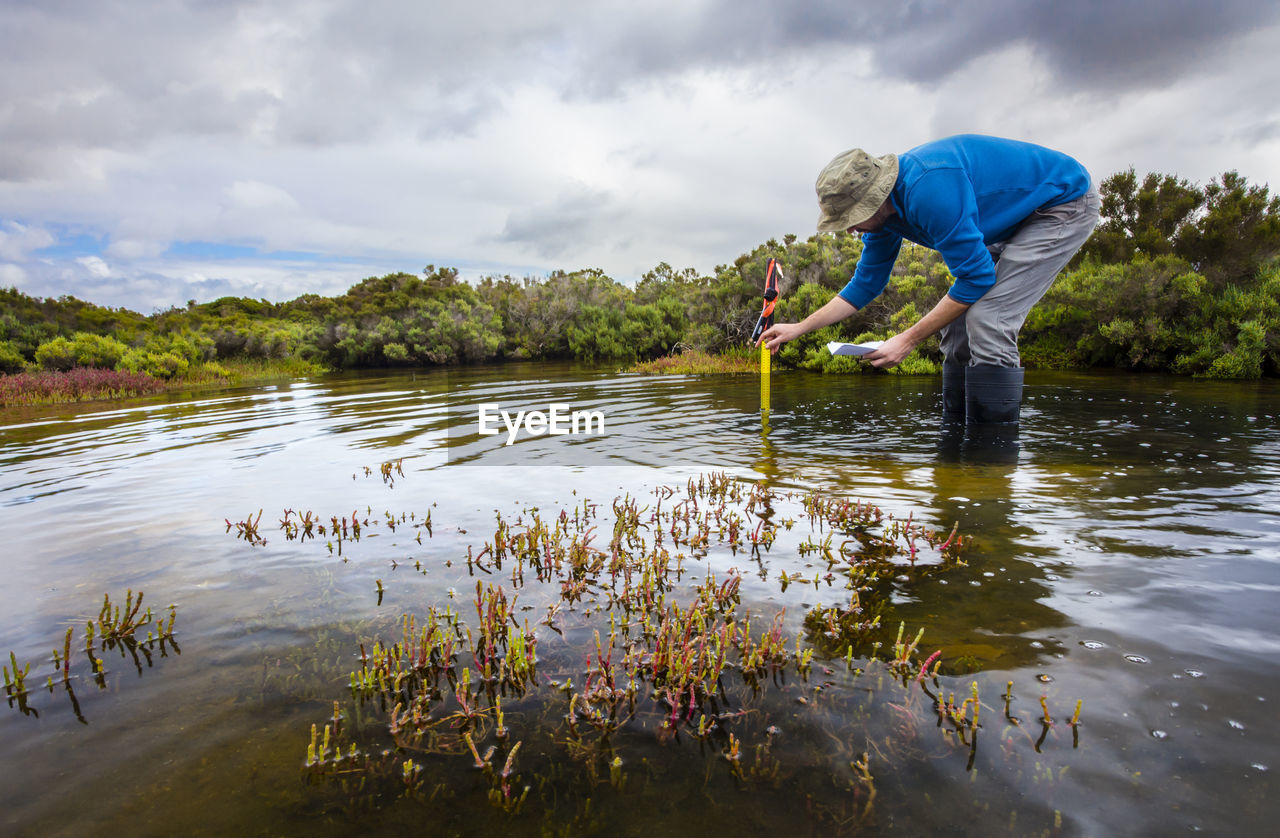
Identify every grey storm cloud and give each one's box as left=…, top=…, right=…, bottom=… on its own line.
left=859, top=0, right=1280, bottom=90
left=536, top=0, right=1280, bottom=96
left=3, top=0, right=1275, bottom=177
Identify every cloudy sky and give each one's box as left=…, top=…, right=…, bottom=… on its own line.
left=2, top=0, right=1278, bottom=312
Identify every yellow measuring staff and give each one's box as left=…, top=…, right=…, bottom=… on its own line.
left=749, top=258, right=781, bottom=414
left=760, top=343, right=770, bottom=411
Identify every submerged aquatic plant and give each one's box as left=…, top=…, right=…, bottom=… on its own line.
left=226, top=510, right=266, bottom=546
left=4, top=651, right=31, bottom=697
left=234, top=470, right=1085, bottom=827
left=98, top=590, right=148, bottom=641
left=5, top=590, right=180, bottom=721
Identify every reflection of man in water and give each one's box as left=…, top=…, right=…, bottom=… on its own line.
left=757, top=134, right=1100, bottom=426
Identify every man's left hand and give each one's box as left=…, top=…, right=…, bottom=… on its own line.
left=863, top=333, right=919, bottom=369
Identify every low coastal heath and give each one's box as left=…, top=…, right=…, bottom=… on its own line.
left=477, top=403, right=607, bottom=446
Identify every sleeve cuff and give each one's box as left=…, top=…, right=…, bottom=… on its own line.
left=837, top=286, right=871, bottom=310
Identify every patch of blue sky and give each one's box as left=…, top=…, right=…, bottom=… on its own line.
left=162, top=240, right=349, bottom=263
left=25, top=227, right=348, bottom=266
left=31, top=226, right=106, bottom=259
left=24, top=222, right=525, bottom=283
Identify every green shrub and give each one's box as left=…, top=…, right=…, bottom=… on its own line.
left=33, top=332, right=129, bottom=371
left=1201, top=321, right=1266, bottom=379
left=0, top=340, right=26, bottom=373
left=201, top=362, right=232, bottom=379
left=889, top=354, right=942, bottom=375
left=118, top=348, right=190, bottom=379
left=34, top=336, right=75, bottom=371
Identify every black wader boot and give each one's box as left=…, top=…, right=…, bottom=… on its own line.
left=942, top=361, right=967, bottom=422
left=935, top=361, right=967, bottom=461
left=965, top=365, right=1023, bottom=425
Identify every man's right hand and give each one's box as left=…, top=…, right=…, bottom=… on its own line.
left=756, top=322, right=807, bottom=353
left=755, top=294, right=858, bottom=353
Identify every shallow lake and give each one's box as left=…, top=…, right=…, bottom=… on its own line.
left=2, top=363, right=1278, bottom=836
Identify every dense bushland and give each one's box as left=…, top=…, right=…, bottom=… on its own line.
left=2, top=168, right=1277, bottom=383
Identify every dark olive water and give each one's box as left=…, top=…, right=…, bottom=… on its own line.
left=2, top=364, right=1278, bottom=837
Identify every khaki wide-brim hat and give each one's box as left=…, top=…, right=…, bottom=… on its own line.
left=815, top=149, right=899, bottom=232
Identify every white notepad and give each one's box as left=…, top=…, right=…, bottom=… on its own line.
left=826, top=340, right=884, bottom=356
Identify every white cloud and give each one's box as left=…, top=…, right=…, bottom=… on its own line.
left=75, top=255, right=112, bottom=278
left=105, top=238, right=167, bottom=260
left=224, top=180, right=299, bottom=210
left=0, top=221, right=55, bottom=261
left=0, top=263, right=27, bottom=285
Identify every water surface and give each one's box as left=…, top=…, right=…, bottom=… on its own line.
left=2, top=364, right=1278, bottom=836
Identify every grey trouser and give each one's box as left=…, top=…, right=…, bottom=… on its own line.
left=940, top=189, right=1101, bottom=367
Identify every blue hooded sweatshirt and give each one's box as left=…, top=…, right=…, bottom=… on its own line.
left=837, top=135, right=1092, bottom=309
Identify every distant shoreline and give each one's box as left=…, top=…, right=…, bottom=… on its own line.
left=0, top=358, right=325, bottom=408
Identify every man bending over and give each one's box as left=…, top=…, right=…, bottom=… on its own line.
left=757, top=134, right=1099, bottom=424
